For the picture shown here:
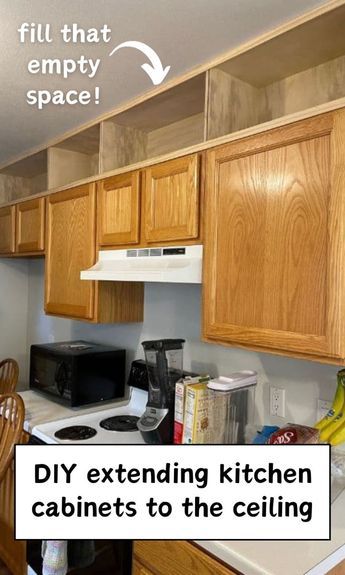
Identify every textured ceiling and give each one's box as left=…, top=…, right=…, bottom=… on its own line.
left=0, top=0, right=328, bottom=165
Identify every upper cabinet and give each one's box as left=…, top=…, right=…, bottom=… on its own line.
left=203, top=110, right=345, bottom=364
left=97, top=154, right=201, bottom=249
left=98, top=171, right=140, bottom=247
left=16, top=198, right=45, bottom=254
left=0, top=207, right=15, bottom=255
left=45, top=185, right=96, bottom=320
left=45, top=184, right=144, bottom=323
left=143, top=155, right=199, bottom=244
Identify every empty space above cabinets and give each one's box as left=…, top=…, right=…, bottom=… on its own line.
left=1, top=2, right=345, bottom=207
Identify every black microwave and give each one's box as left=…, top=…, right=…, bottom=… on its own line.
left=29, top=341, right=126, bottom=407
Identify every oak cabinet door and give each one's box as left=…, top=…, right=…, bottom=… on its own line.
left=98, top=172, right=140, bottom=247
left=0, top=206, right=15, bottom=254
left=203, top=111, right=345, bottom=362
left=144, top=155, right=199, bottom=243
left=16, top=198, right=45, bottom=253
left=45, top=184, right=96, bottom=320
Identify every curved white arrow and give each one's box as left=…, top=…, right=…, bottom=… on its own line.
left=109, top=40, right=171, bottom=86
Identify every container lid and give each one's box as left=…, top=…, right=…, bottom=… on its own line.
left=207, top=371, right=257, bottom=391
left=142, top=339, right=185, bottom=351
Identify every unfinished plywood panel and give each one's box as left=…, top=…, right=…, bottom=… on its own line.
left=263, top=53, right=345, bottom=121
left=0, top=150, right=47, bottom=202
left=218, top=3, right=345, bottom=87
left=147, top=113, right=205, bottom=157
left=208, top=51, right=345, bottom=139
left=206, top=68, right=263, bottom=140
left=48, top=125, right=100, bottom=189
left=100, top=121, right=147, bottom=172
left=101, top=74, right=206, bottom=169
left=115, top=75, right=206, bottom=131
left=48, top=147, right=99, bottom=189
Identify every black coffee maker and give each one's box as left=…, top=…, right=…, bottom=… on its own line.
left=137, top=339, right=185, bottom=444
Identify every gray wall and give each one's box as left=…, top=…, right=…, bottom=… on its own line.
left=25, top=259, right=340, bottom=429
left=0, top=259, right=29, bottom=386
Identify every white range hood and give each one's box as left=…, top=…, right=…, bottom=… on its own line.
left=81, top=245, right=203, bottom=284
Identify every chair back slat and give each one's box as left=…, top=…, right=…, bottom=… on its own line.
left=0, top=393, right=25, bottom=484
left=0, top=359, right=19, bottom=393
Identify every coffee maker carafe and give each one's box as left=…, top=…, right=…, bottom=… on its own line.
left=137, top=339, right=185, bottom=444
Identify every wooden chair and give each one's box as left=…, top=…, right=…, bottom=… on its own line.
left=0, top=359, right=19, bottom=394
left=0, top=393, right=25, bottom=484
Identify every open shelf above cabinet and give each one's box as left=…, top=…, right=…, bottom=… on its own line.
left=0, top=150, right=47, bottom=204
left=207, top=2, right=345, bottom=139
left=48, top=124, right=100, bottom=189
left=100, top=74, right=206, bottom=172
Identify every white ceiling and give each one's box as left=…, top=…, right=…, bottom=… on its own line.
left=0, top=0, right=329, bottom=166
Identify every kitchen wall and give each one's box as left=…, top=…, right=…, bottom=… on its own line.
left=0, top=259, right=29, bottom=388
left=26, top=259, right=340, bottom=429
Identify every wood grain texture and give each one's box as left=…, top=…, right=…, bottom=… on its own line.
left=1, top=150, right=47, bottom=178
left=0, top=429, right=29, bottom=575
left=133, top=542, right=238, bottom=575
left=100, top=121, right=148, bottom=172
left=0, top=359, right=19, bottom=394
left=207, top=68, right=262, bottom=139
left=54, top=124, right=100, bottom=155
left=115, top=75, right=205, bottom=132
left=45, top=184, right=96, bottom=320
left=48, top=147, right=99, bottom=189
left=15, top=197, right=45, bottom=253
left=0, top=206, right=15, bottom=254
left=263, top=53, right=345, bottom=121
left=0, top=0, right=344, bottom=175
left=98, top=172, right=140, bottom=246
left=219, top=3, right=345, bottom=87
left=203, top=111, right=345, bottom=360
left=144, top=155, right=200, bottom=243
left=95, top=281, right=144, bottom=323
left=133, top=559, right=154, bottom=575
left=147, top=113, right=205, bottom=158
left=327, top=560, right=345, bottom=574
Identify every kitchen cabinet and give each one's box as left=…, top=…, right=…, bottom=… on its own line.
left=45, top=184, right=143, bottom=322
left=97, top=155, right=201, bottom=249
left=143, top=155, right=200, bottom=244
left=203, top=110, right=345, bottom=364
left=16, top=197, right=45, bottom=254
left=133, top=541, right=237, bottom=575
left=98, top=171, right=140, bottom=246
left=0, top=206, right=15, bottom=255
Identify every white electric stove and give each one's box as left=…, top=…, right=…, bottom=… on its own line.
left=31, top=386, right=147, bottom=445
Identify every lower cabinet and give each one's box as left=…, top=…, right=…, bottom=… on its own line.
left=133, top=541, right=238, bottom=575
left=45, top=183, right=144, bottom=323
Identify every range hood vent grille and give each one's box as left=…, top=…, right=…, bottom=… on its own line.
left=80, top=245, right=203, bottom=284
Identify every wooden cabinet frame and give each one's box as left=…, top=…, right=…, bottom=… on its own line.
left=203, top=111, right=345, bottom=363
left=0, top=206, right=15, bottom=255
left=98, top=171, right=140, bottom=246
left=16, top=197, right=45, bottom=254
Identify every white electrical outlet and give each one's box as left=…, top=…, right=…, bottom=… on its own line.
left=317, top=399, right=332, bottom=422
left=270, top=386, right=286, bottom=418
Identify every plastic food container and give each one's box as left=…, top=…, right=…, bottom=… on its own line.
left=206, top=371, right=257, bottom=444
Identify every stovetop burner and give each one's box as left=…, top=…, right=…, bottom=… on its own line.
left=54, top=425, right=97, bottom=440
left=100, top=415, right=140, bottom=432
